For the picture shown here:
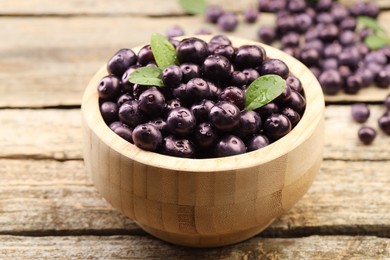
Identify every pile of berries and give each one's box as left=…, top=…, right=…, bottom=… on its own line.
left=97, top=35, right=306, bottom=158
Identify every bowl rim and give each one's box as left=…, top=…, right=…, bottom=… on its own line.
left=81, top=35, right=324, bottom=172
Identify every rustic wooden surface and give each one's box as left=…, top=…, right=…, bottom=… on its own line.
left=0, top=0, right=389, bottom=258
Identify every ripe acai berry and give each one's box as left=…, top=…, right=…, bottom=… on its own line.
left=107, top=48, right=137, bottom=78
left=209, top=101, right=240, bottom=132
left=132, top=123, right=162, bottom=151
left=166, top=107, right=196, bottom=136
left=215, top=135, right=246, bottom=157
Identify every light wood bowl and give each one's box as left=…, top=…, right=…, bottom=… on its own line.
left=81, top=35, right=325, bottom=247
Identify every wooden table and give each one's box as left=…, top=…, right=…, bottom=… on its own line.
left=1, top=1, right=389, bottom=259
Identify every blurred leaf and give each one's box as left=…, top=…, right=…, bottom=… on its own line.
left=357, top=16, right=386, bottom=34
left=179, top=0, right=207, bottom=15
left=364, top=34, right=389, bottom=50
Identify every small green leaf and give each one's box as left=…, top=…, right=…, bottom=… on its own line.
left=245, top=75, right=285, bottom=111
left=364, top=34, right=389, bottom=50
left=357, top=16, right=386, bottom=34
left=179, top=0, right=207, bottom=15
left=128, top=66, right=164, bottom=87
left=150, top=33, right=178, bottom=70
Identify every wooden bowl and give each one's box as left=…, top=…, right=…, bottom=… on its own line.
left=81, top=35, right=325, bottom=247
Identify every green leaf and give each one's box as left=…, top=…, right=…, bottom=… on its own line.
left=128, top=66, right=164, bottom=87
left=357, top=16, right=386, bottom=34
left=364, top=34, right=389, bottom=50
left=150, top=33, right=178, bottom=70
left=179, top=0, right=207, bottom=15
left=245, top=75, right=285, bottom=111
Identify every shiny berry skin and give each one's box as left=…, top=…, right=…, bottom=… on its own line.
left=186, top=78, right=210, bottom=102
left=358, top=126, right=377, bottom=145
left=165, top=25, right=184, bottom=39
left=209, top=35, right=232, bottom=46
left=264, top=114, right=292, bottom=141
left=351, top=103, right=370, bottom=123
left=165, top=98, right=182, bottom=114
left=242, top=68, right=260, bottom=85
left=286, top=75, right=303, bottom=93
left=260, top=59, right=289, bottom=79
left=378, top=115, right=390, bottom=135
left=100, top=101, right=119, bottom=125
left=180, top=63, right=200, bottom=83
left=319, top=70, right=342, bottom=95
left=132, top=84, right=152, bottom=100
left=299, top=48, right=320, bottom=66
left=257, top=26, right=276, bottom=44
left=162, top=65, right=182, bottom=88
left=275, top=84, right=292, bottom=104
left=205, top=5, right=224, bottom=23
left=209, top=101, right=240, bottom=132
left=202, top=55, right=232, bottom=81
left=238, top=110, right=262, bottom=137
left=230, top=71, right=248, bottom=87
left=217, top=13, right=238, bottom=32
left=117, top=93, right=133, bottom=107
left=288, top=91, right=306, bottom=115
left=110, top=122, right=133, bottom=143
left=345, top=74, right=363, bottom=94
left=166, top=107, right=196, bottom=136
left=138, top=87, right=166, bottom=117
left=97, top=75, right=121, bottom=100
left=137, top=45, right=155, bottom=66
left=121, top=65, right=139, bottom=93
left=235, top=45, right=265, bottom=69
left=282, top=107, right=301, bottom=127
left=255, top=102, right=279, bottom=119
left=118, top=100, right=147, bottom=127
left=148, top=118, right=169, bottom=136
left=192, top=122, right=218, bottom=148
left=214, top=135, right=246, bottom=157
left=107, top=48, right=137, bottom=78
left=172, top=83, right=188, bottom=104
left=246, top=134, right=269, bottom=152
left=375, top=69, right=390, bottom=88
left=213, top=45, right=236, bottom=61
left=208, top=81, right=222, bottom=101
left=132, top=123, right=162, bottom=151
left=191, top=99, right=215, bottom=123
left=177, top=38, right=209, bottom=65
left=162, top=135, right=195, bottom=158
left=218, top=86, right=245, bottom=110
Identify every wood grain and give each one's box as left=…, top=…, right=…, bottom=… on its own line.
left=1, top=12, right=390, bottom=107
left=0, top=235, right=388, bottom=259
left=1, top=158, right=388, bottom=236
left=1, top=105, right=389, bottom=161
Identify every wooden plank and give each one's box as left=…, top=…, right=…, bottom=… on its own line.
left=0, top=235, right=388, bottom=259
left=1, top=13, right=390, bottom=108
left=0, top=0, right=256, bottom=16
left=0, top=158, right=389, bottom=235
left=1, top=105, right=390, bottom=161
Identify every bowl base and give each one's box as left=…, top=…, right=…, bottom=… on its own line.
left=138, top=218, right=275, bottom=248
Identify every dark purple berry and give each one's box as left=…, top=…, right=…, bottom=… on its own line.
left=209, top=101, right=240, bottom=132
left=208, top=81, right=222, bottom=101
left=339, top=30, right=356, bottom=46
left=165, top=25, right=184, bottom=39
left=186, top=78, right=210, bottom=102
left=162, top=65, right=182, bottom=88
left=319, top=70, right=342, bottom=95
left=288, top=0, right=306, bottom=13
left=117, top=93, right=133, bottom=107
left=165, top=98, right=182, bottom=114
left=214, top=135, right=246, bottom=157
left=316, top=12, right=334, bottom=24
left=137, top=45, right=155, bottom=66
left=138, top=87, right=166, bottom=117
left=331, top=4, right=349, bottom=23
left=213, top=45, right=236, bottom=61
left=218, top=86, right=246, bottom=110
left=149, top=118, right=169, bottom=136
left=299, top=48, right=320, bottom=66
left=340, top=16, right=357, bottom=31
left=318, top=24, right=339, bottom=42
left=217, top=13, right=238, bottom=32
left=375, top=69, right=390, bottom=88
left=193, top=122, right=218, bottom=148
left=282, top=107, right=301, bottom=127
left=246, top=134, right=269, bottom=152
left=235, top=45, right=265, bottom=69
left=315, top=0, right=332, bottom=12
left=321, top=58, right=338, bottom=71
left=162, top=135, right=195, bottom=158
left=295, top=13, right=312, bottom=33
left=275, top=84, right=292, bottom=104
left=119, top=100, right=147, bottom=127
left=100, top=101, right=119, bottom=124
left=345, top=74, right=363, bottom=94
left=191, top=99, right=215, bottom=123
left=205, top=5, right=224, bottom=23
left=255, top=102, right=279, bottom=119
left=351, top=103, right=370, bottom=123
left=107, top=48, right=137, bottom=78
left=365, top=51, right=387, bottom=65
left=281, top=32, right=300, bottom=48
left=132, top=123, right=162, bottom=151
left=378, top=115, right=390, bottom=135
left=264, top=114, right=292, bottom=141
left=111, top=122, right=133, bottom=143
left=356, top=67, right=374, bottom=87
left=238, top=110, right=262, bottom=136
left=260, top=59, right=289, bottom=79
left=257, top=26, right=276, bottom=44
left=286, top=75, right=303, bottom=93
left=243, top=8, right=259, bottom=23
left=288, top=90, right=306, bottom=115
left=180, top=63, right=200, bottom=83
left=384, top=94, right=390, bottom=110
left=97, top=75, right=121, bottom=100
left=242, top=68, right=260, bottom=85
left=177, top=38, right=209, bottom=65
left=166, top=107, right=196, bottom=136
left=209, top=35, right=232, bottom=46
left=358, top=126, right=377, bottom=145
left=121, top=65, right=140, bottom=93
left=202, top=55, right=232, bottom=81
left=230, top=71, right=248, bottom=87
left=324, top=42, right=343, bottom=59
